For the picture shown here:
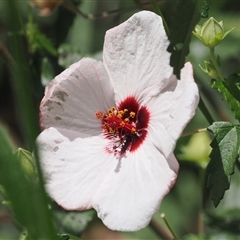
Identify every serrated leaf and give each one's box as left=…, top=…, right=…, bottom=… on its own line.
left=226, top=71, right=240, bottom=102
left=167, top=0, right=202, bottom=78
left=212, top=80, right=240, bottom=122
left=207, top=122, right=240, bottom=207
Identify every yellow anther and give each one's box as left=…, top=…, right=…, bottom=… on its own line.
left=118, top=110, right=124, bottom=115
left=96, top=106, right=139, bottom=137
left=120, top=121, right=125, bottom=127
left=109, top=127, right=115, bottom=134
left=117, top=112, right=123, bottom=118
left=108, top=107, right=116, bottom=114
left=96, top=111, right=105, bottom=119
left=130, top=111, right=135, bottom=118
left=131, top=127, right=136, bottom=133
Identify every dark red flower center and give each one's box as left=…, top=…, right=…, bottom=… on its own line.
left=96, top=96, right=150, bottom=155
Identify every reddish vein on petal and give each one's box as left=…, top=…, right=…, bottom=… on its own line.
left=96, top=96, right=150, bottom=155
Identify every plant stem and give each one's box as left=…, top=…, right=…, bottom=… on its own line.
left=199, top=96, right=215, bottom=125
left=161, top=213, right=180, bottom=240
left=149, top=218, right=173, bottom=240
left=181, top=128, right=207, bottom=137
left=209, top=47, right=225, bottom=82
left=0, top=41, right=13, bottom=62
left=197, top=167, right=206, bottom=235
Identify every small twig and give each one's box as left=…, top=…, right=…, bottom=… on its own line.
left=161, top=213, right=179, bottom=240
left=198, top=95, right=215, bottom=125
left=0, top=41, right=13, bottom=62
left=181, top=128, right=207, bottom=138
left=149, top=218, right=173, bottom=240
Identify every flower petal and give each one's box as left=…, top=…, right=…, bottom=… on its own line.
left=148, top=62, right=199, bottom=158
left=92, top=140, right=179, bottom=231
left=103, top=11, right=172, bottom=105
left=40, top=58, right=115, bottom=138
left=37, top=127, right=116, bottom=210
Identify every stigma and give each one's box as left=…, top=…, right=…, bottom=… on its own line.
left=96, top=96, right=150, bottom=155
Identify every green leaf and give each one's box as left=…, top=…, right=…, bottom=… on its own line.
left=25, top=19, right=58, bottom=56
left=0, top=125, right=57, bottom=239
left=207, top=122, right=240, bottom=207
left=150, top=0, right=170, bottom=37
left=54, top=209, right=95, bottom=234
left=5, top=2, right=57, bottom=239
left=212, top=79, right=240, bottom=122
left=167, top=0, right=202, bottom=78
left=226, top=71, right=240, bottom=102
left=58, top=233, right=83, bottom=240
left=206, top=208, right=240, bottom=234
left=200, top=1, right=209, bottom=18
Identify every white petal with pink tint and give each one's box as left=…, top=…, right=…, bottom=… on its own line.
left=103, top=11, right=172, bottom=105
left=92, top=139, right=179, bottom=231
left=37, top=10, right=200, bottom=232
left=40, top=58, right=115, bottom=138
left=147, top=62, right=199, bottom=158
left=37, top=127, right=116, bottom=210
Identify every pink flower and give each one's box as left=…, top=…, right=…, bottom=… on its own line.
left=37, top=11, right=199, bottom=231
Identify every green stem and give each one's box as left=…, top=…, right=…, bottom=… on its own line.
left=181, top=128, right=207, bottom=137
left=199, top=96, right=215, bottom=125
left=197, top=167, right=206, bottom=234
left=149, top=219, right=173, bottom=240
left=209, top=47, right=225, bottom=82
left=161, top=213, right=180, bottom=240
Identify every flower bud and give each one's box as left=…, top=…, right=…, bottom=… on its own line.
left=0, top=185, right=8, bottom=200
left=15, top=148, right=37, bottom=181
left=199, top=60, right=218, bottom=79
left=193, top=17, right=234, bottom=48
